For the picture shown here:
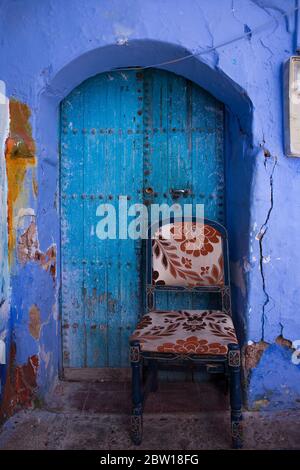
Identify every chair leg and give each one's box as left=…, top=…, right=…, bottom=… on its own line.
left=130, top=341, right=143, bottom=445
left=149, top=360, right=158, bottom=392
left=228, top=343, right=243, bottom=449
left=224, top=375, right=229, bottom=396
left=142, top=362, right=148, bottom=386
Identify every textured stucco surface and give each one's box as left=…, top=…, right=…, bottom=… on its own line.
left=1, top=380, right=300, bottom=450
left=0, top=407, right=300, bottom=449
left=0, top=0, right=300, bottom=412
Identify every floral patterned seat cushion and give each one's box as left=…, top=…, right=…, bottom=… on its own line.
left=130, top=310, right=238, bottom=356
left=152, top=222, right=224, bottom=287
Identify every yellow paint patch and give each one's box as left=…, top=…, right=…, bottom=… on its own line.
left=5, top=99, right=37, bottom=265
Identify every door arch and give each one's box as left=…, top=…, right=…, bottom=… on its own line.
left=60, top=68, right=224, bottom=375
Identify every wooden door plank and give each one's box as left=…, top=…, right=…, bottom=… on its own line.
left=61, top=88, right=85, bottom=368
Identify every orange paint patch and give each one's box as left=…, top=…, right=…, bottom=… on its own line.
left=15, top=355, right=39, bottom=407
left=29, top=304, right=41, bottom=340
left=5, top=99, right=36, bottom=265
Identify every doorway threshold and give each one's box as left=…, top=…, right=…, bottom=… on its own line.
left=63, top=367, right=131, bottom=382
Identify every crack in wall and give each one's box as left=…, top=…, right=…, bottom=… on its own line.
left=279, top=321, right=284, bottom=336
left=197, top=4, right=219, bottom=66
left=249, top=0, right=291, bottom=33
left=257, top=153, right=277, bottom=340
left=259, top=38, right=274, bottom=59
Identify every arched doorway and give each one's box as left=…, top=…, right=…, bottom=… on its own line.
left=60, top=68, right=225, bottom=376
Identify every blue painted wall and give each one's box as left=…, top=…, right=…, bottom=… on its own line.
left=0, top=0, right=299, bottom=412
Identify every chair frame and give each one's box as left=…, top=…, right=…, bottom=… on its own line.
left=130, top=217, right=243, bottom=448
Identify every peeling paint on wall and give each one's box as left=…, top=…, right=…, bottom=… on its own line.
left=244, top=336, right=296, bottom=374
left=245, top=336, right=300, bottom=410
left=36, top=245, right=57, bottom=281
left=28, top=305, right=41, bottom=340
left=17, top=218, right=56, bottom=281
left=0, top=343, right=39, bottom=421
left=244, top=340, right=269, bottom=372
left=5, top=99, right=37, bottom=266
left=17, top=220, right=39, bottom=264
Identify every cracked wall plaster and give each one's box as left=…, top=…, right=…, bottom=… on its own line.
left=246, top=337, right=300, bottom=410
left=256, top=153, right=277, bottom=341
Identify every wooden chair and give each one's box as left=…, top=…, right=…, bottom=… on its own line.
left=129, top=218, right=243, bottom=448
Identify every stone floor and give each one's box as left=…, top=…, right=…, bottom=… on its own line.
left=0, top=379, right=299, bottom=450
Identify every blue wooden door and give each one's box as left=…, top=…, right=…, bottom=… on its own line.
left=60, top=69, right=224, bottom=372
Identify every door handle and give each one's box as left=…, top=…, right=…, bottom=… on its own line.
left=170, top=188, right=191, bottom=198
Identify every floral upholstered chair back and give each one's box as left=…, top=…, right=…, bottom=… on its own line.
left=152, top=221, right=225, bottom=287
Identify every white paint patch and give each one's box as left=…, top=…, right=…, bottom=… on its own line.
left=52, top=302, right=59, bottom=322
left=39, top=343, right=51, bottom=370
left=248, top=340, right=254, bottom=346
left=0, top=81, right=7, bottom=105
left=255, top=231, right=262, bottom=241
left=116, top=37, right=129, bottom=46
left=263, top=255, right=271, bottom=264
left=0, top=339, right=5, bottom=364
left=0, top=329, right=7, bottom=363
left=14, top=207, right=36, bottom=228
left=113, top=22, right=133, bottom=46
